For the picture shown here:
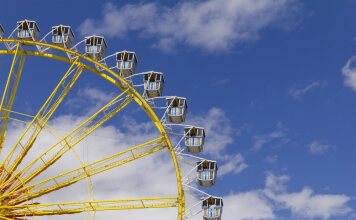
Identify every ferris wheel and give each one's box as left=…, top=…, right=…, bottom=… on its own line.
left=0, top=20, right=224, bottom=220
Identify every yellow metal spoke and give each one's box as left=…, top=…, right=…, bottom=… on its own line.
left=2, top=197, right=178, bottom=217
left=1, top=92, right=133, bottom=194
left=1, top=108, right=34, bottom=118
left=0, top=59, right=83, bottom=183
left=0, top=109, right=33, bottom=128
left=5, top=137, right=167, bottom=204
left=0, top=43, right=26, bottom=152
left=7, top=117, right=29, bottom=124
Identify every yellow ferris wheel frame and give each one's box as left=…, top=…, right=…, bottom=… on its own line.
left=0, top=38, right=185, bottom=219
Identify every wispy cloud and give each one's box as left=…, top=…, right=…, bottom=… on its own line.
left=308, top=140, right=334, bottom=155
left=264, top=173, right=352, bottom=220
left=223, top=191, right=275, bottom=220
left=223, top=173, right=353, bottom=220
left=187, top=108, right=249, bottom=176
left=211, top=78, right=231, bottom=87
left=219, top=153, right=248, bottom=176
left=188, top=107, right=234, bottom=159
left=288, top=80, right=326, bottom=100
left=264, top=154, right=279, bottom=163
left=78, top=0, right=302, bottom=52
left=342, top=55, right=356, bottom=91
left=65, top=87, right=116, bottom=114
left=252, top=131, right=287, bottom=152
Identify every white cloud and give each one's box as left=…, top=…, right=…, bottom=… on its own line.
left=215, top=172, right=353, bottom=220
left=219, top=153, right=248, bottom=176
left=289, top=81, right=326, bottom=100
left=186, top=107, right=249, bottom=176
left=187, top=107, right=234, bottom=159
left=65, top=87, right=116, bottom=114
left=252, top=131, right=286, bottom=152
left=265, top=173, right=290, bottom=193
left=342, top=55, right=356, bottom=91
left=273, top=188, right=352, bottom=219
left=264, top=154, right=279, bottom=163
left=264, top=173, right=353, bottom=220
left=223, top=191, right=275, bottom=220
left=78, top=0, right=301, bottom=52
left=210, top=77, right=231, bottom=87
left=308, top=140, right=333, bottom=155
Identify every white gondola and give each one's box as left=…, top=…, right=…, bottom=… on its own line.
left=0, top=24, right=4, bottom=38
left=202, top=197, right=223, bottom=220
left=166, top=97, right=187, bottom=123
left=52, top=25, right=74, bottom=48
left=185, top=126, right=205, bottom=153
left=197, top=160, right=217, bottom=187
left=85, top=35, right=107, bottom=61
left=144, top=71, right=164, bottom=98
left=116, top=51, right=137, bottom=77
left=17, top=20, right=40, bottom=41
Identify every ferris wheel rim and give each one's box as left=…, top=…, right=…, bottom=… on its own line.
left=0, top=38, right=185, bottom=220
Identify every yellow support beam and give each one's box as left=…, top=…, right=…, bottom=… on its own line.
left=1, top=91, right=133, bottom=193
left=2, top=197, right=178, bottom=217
left=5, top=137, right=167, bottom=204
left=0, top=43, right=26, bottom=152
left=0, top=58, right=83, bottom=183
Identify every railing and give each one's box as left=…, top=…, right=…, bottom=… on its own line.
left=52, top=35, right=64, bottom=44
left=117, top=61, right=132, bottom=69
left=85, top=45, right=100, bottom=54
left=198, top=170, right=215, bottom=180
left=169, top=107, right=184, bottom=116
left=145, top=82, right=161, bottom=91
left=18, top=30, right=31, bottom=38
left=185, top=137, right=202, bottom=147
left=203, top=207, right=221, bottom=218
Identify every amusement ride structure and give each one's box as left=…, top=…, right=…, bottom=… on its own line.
left=0, top=20, right=223, bottom=220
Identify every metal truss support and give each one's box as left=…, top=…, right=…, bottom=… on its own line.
left=0, top=43, right=26, bottom=152
left=0, top=58, right=83, bottom=183
left=3, top=137, right=167, bottom=204
left=0, top=91, right=133, bottom=193
left=2, top=197, right=178, bottom=217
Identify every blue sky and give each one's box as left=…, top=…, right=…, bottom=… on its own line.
left=0, top=0, right=355, bottom=219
